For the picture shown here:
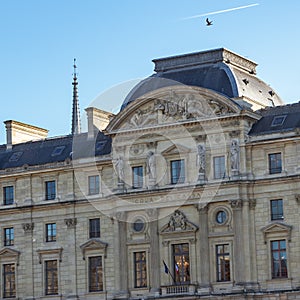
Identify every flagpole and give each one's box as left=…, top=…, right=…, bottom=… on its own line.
left=163, top=260, right=176, bottom=284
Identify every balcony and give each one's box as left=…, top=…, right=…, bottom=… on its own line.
left=161, top=284, right=195, bottom=296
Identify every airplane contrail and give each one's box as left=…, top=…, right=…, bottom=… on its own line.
left=182, top=3, right=259, bottom=20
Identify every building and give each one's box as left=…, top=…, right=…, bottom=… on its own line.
left=0, top=48, right=299, bottom=300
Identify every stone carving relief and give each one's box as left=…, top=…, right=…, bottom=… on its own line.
left=129, top=144, right=145, bottom=156
left=160, top=210, right=198, bottom=233
left=65, top=218, right=77, bottom=228
left=23, top=223, right=34, bottom=233
left=123, top=92, right=236, bottom=129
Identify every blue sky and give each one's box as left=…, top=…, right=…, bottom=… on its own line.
left=0, top=0, right=299, bottom=143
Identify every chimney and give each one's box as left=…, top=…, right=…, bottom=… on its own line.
left=85, top=107, right=114, bottom=139
left=4, top=120, right=48, bottom=150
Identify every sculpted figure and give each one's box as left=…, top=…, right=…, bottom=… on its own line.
left=230, top=140, right=239, bottom=170
left=146, top=151, right=156, bottom=180
left=196, top=144, right=206, bottom=173
left=115, top=156, right=124, bottom=183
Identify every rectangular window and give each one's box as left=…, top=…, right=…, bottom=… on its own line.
left=213, top=156, right=226, bottom=179
left=3, top=263, right=16, bottom=298
left=45, top=260, right=58, bottom=295
left=134, top=251, right=147, bottom=288
left=216, top=244, right=231, bottom=282
left=271, top=240, right=288, bottom=278
left=269, top=153, right=282, bottom=174
left=132, top=166, right=143, bottom=188
left=271, top=199, right=283, bottom=220
left=88, top=175, right=100, bottom=195
left=4, top=228, right=14, bottom=246
left=46, top=223, right=56, bottom=242
left=89, top=256, right=103, bottom=292
left=89, top=218, right=100, bottom=238
left=3, top=186, right=14, bottom=205
left=45, top=181, right=56, bottom=200
left=172, top=243, right=190, bottom=284
left=171, top=160, right=185, bottom=184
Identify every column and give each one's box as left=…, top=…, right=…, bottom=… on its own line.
left=116, top=212, right=128, bottom=298
left=230, top=199, right=245, bottom=287
left=147, top=209, right=160, bottom=295
left=198, top=205, right=210, bottom=294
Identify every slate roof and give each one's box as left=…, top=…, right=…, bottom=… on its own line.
left=121, top=48, right=283, bottom=111
left=0, top=132, right=111, bottom=170
left=249, top=102, right=300, bottom=135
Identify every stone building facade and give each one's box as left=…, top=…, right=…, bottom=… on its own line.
left=0, top=48, right=299, bottom=300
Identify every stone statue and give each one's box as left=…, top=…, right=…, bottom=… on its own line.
left=230, top=140, right=239, bottom=170
left=146, top=151, right=156, bottom=180
left=196, top=144, right=206, bottom=173
left=115, top=156, right=124, bottom=183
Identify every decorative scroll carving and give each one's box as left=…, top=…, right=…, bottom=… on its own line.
left=23, top=223, right=34, bottom=233
left=229, top=199, right=243, bottom=209
left=65, top=218, right=77, bottom=228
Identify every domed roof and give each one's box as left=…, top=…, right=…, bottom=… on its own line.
left=121, top=48, right=284, bottom=111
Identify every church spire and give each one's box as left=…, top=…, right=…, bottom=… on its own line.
left=71, top=58, right=81, bottom=135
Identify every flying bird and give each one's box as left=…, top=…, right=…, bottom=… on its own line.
left=206, top=18, right=213, bottom=26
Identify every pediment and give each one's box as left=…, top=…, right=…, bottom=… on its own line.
left=160, top=210, right=198, bottom=235
left=0, top=247, right=21, bottom=265
left=261, top=222, right=292, bottom=243
left=162, top=144, right=191, bottom=156
left=80, top=238, right=108, bottom=259
left=105, top=86, right=241, bottom=133
left=0, top=247, right=20, bottom=258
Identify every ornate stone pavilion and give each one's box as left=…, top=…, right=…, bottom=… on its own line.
left=0, top=48, right=299, bottom=299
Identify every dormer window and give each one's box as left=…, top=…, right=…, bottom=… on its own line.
left=271, top=115, right=286, bottom=127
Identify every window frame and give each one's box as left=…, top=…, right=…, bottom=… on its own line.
left=88, top=175, right=100, bottom=195
left=88, top=256, right=103, bottom=292
left=45, top=223, right=57, bottom=242
left=270, top=199, right=284, bottom=221
left=133, top=251, right=147, bottom=288
left=132, top=165, right=144, bottom=189
left=271, top=239, right=288, bottom=279
left=213, top=155, right=226, bottom=179
left=215, top=243, right=231, bottom=282
left=3, top=186, right=14, bottom=206
left=45, top=259, right=58, bottom=295
left=89, top=218, right=100, bottom=239
left=170, top=159, right=185, bottom=184
left=172, top=243, right=190, bottom=284
left=4, top=227, right=14, bottom=247
left=268, top=153, right=282, bottom=174
left=3, top=263, right=16, bottom=298
left=45, top=180, right=56, bottom=200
